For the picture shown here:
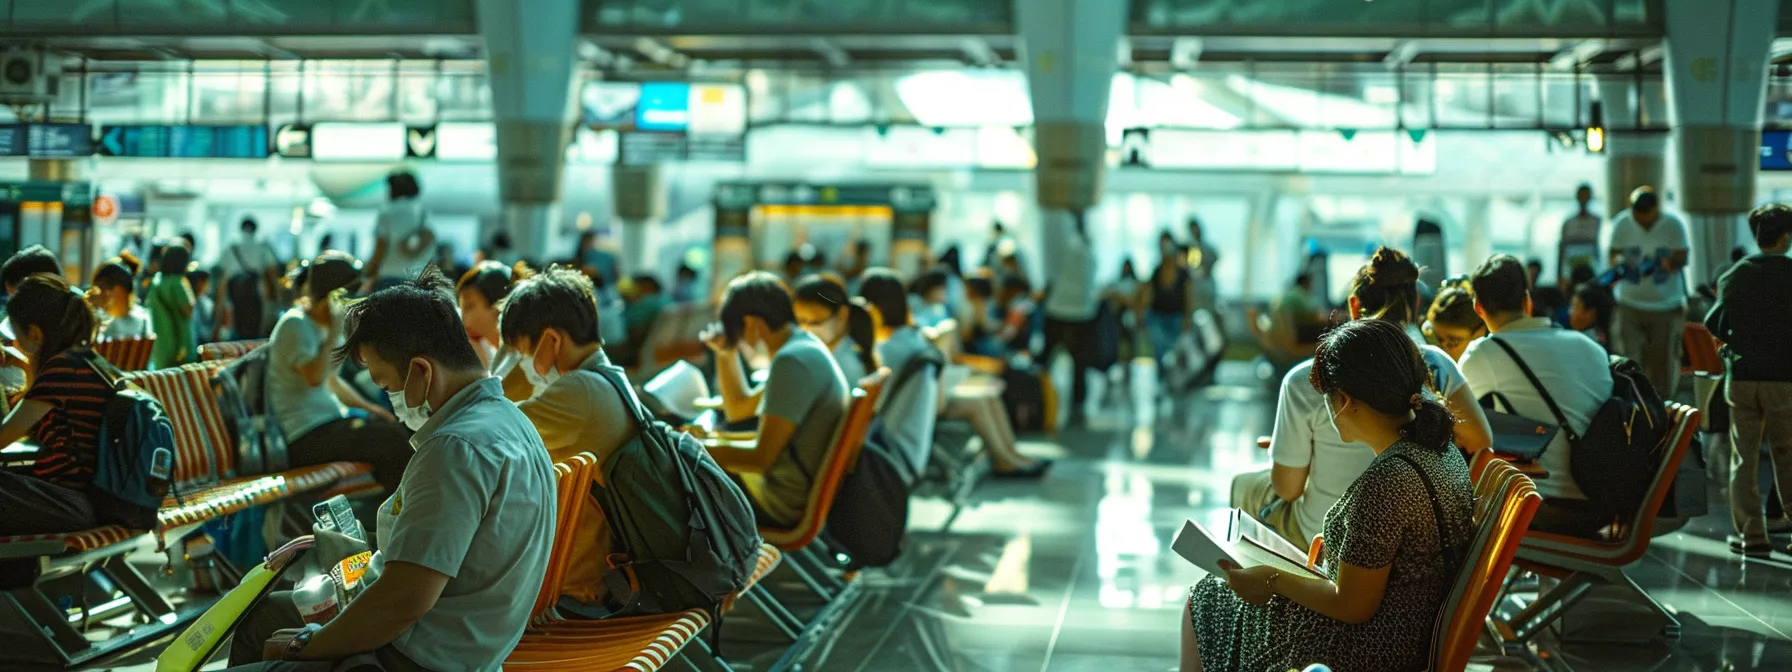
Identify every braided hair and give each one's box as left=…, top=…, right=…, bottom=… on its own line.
left=1310, top=319, right=1456, bottom=453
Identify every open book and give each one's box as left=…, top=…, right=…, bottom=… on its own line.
left=1171, top=509, right=1323, bottom=579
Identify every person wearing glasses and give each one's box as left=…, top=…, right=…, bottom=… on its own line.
left=1423, top=280, right=1485, bottom=362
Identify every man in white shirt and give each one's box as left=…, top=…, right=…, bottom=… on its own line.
left=1458, top=255, right=1615, bottom=537
left=1040, top=210, right=1099, bottom=427
left=1559, top=183, right=1602, bottom=281
left=218, top=217, right=282, bottom=339
left=366, top=172, right=435, bottom=291
left=1606, top=188, right=1690, bottom=398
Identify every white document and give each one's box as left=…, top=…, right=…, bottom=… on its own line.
left=1171, top=510, right=1322, bottom=579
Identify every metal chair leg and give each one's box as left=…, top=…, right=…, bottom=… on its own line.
left=746, top=585, right=804, bottom=641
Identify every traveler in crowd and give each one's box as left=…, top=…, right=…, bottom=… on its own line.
left=92, top=256, right=151, bottom=340
left=456, top=260, right=536, bottom=402
left=145, top=242, right=198, bottom=369
left=1458, top=255, right=1614, bottom=537
left=1424, top=282, right=1485, bottom=362
left=1527, top=257, right=1567, bottom=322
left=1185, top=216, right=1220, bottom=315
left=1254, top=272, right=1327, bottom=373
left=1234, top=247, right=1490, bottom=546
left=577, top=228, right=620, bottom=292
left=1144, top=233, right=1195, bottom=371
left=1561, top=183, right=1602, bottom=278
left=1040, top=211, right=1099, bottom=427
left=1607, top=187, right=1691, bottom=398
left=229, top=268, right=556, bottom=672
left=994, top=273, right=1037, bottom=354
left=1106, top=259, right=1145, bottom=370
left=1184, top=319, right=1473, bottom=672
left=1569, top=282, right=1615, bottom=351
left=909, top=268, right=953, bottom=330
left=622, top=274, right=672, bottom=350
left=912, top=273, right=1051, bottom=477
left=984, top=221, right=1025, bottom=276
left=2, top=245, right=59, bottom=299
left=365, top=171, right=434, bottom=293
left=1704, top=203, right=1792, bottom=557
left=498, top=266, right=631, bottom=603
left=960, top=271, right=1003, bottom=357
left=0, top=274, right=121, bottom=536
left=189, top=269, right=216, bottom=344
left=858, top=268, right=944, bottom=475
left=218, top=217, right=282, bottom=340
left=700, top=271, right=850, bottom=528
left=266, top=252, right=412, bottom=495
left=840, top=239, right=873, bottom=286
left=672, top=263, right=700, bottom=303
left=793, top=274, right=878, bottom=386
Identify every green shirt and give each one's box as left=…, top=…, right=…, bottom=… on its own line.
left=146, top=273, right=195, bottom=369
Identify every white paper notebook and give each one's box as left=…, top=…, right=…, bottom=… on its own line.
left=1171, top=510, right=1323, bottom=579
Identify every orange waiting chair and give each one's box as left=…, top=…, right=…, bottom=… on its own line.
left=199, top=338, right=268, bottom=362
left=1423, top=459, right=1540, bottom=672
left=1681, top=323, right=1722, bottom=376
left=1495, top=402, right=1701, bottom=647
left=94, top=335, right=155, bottom=371
left=504, top=453, right=717, bottom=671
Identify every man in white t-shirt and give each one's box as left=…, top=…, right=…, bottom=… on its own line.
left=1041, top=211, right=1099, bottom=426
left=1559, top=183, right=1602, bottom=281
left=1606, top=188, right=1690, bottom=398
left=1458, top=255, right=1615, bottom=537
left=366, top=172, right=435, bottom=291
left=217, top=217, right=282, bottom=339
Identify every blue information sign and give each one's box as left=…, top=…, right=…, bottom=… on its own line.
left=99, top=125, right=270, bottom=158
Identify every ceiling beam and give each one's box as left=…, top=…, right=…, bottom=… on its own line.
left=1170, top=37, right=1203, bottom=70
left=960, top=37, right=998, bottom=67
left=1383, top=40, right=1420, bottom=69
left=632, top=37, right=688, bottom=69
left=810, top=38, right=850, bottom=68
left=1546, top=39, right=1606, bottom=71
left=1612, top=45, right=1662, bottom=71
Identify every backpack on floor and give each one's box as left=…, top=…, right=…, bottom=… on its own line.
left=81, top=351, right=176, bottom=529
left=1002, top=357, right=1048, bottom=433
left=571, top=365, right=762, bottom=628
left=214, top=343, right=288, bottom=474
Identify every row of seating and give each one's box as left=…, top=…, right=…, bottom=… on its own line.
left=0, top=342, right=369, bottom=667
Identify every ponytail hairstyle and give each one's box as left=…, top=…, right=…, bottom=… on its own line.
left=10, top=273, right=98, bottom=378
left=793, top=273, right=877, bottom=375
left=457, top=260, right=535, bottom=307
left=1310, top=319, right=1456, bottom=453
left=1350, top=247, right=1423, bottom=326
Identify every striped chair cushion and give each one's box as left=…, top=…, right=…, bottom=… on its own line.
left=507, top=609, right=711, bottom=671
left=199, top=339, right=267, bottom=363
left=126, top=367, right=218, bottom=488
left=95, top=336, right=156, bottom=372
left=178, top=363, right=240, bottom=479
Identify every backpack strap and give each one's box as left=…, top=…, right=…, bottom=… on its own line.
left=1486, top=336, right=1579, bottom=443
left=77, top=348, right=129, bottom=392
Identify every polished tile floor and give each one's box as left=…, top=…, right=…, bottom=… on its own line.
left=785, top=361, right=1792, bottom=672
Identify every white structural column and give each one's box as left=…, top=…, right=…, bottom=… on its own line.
left=1014, top=0, right=1125, bottom=213
left=1664, top=0, right=1779, bottom=286
left=1597, top=75, right=1670, bottom=218
left=477, top=0, right=581, bottom=262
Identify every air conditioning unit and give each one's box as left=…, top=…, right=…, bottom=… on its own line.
left=0, top=48, right=58, bottom=101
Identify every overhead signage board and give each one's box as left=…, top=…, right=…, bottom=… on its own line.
left=274, top=124, right=312, bottom=158
left=434, top=122, right=497, bottom=161
left=582, top=81, right=643, bottom=130
left=687, top=84, right=746, bottom=136
left=619, top=132, right=745, bottom=165
left=0, top=124, right=94, bottom=157
left=1762, top=130, right=1792, bottom=170
left=636, top=82, right=692, bottom=132
left=98, top=125, right=270, bottom=158
left=310, top=122, right=406, bottom=161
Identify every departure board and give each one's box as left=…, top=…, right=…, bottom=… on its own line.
left=1763, top=130, right=1792, bottom=171
left=0, top=124, right=94, bottom=157
left=98, top=125, right=270, bottom=158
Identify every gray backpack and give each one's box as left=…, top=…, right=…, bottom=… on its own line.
left=562, top=365, right=762, bottom=636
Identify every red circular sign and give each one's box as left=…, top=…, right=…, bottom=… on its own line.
left=92, top=194, right=118, bottom=223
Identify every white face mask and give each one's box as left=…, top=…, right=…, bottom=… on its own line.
left=388, top=363, right=433, bottom=431
left=518, top=352, right=561, bottom=397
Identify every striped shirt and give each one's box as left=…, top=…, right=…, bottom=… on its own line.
left=26, top=351, right=116, bottom=489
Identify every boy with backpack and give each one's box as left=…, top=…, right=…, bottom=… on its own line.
left=1705, top=203, right=1792, bottom=557
left=501, top=268, right=760, bottom=617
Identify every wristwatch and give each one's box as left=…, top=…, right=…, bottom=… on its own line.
left=284, top=623, right=324, bottom=659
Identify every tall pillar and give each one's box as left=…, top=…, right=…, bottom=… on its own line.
left=1598, top=76, right=1671, bottom=218
left=612, top=165, right=665, bottom=275
left=1015, top=0, right=1124, bottom=213
left=477, top=0, right=580, bottom=262
left=1664, top=0, right=1778, bottom=286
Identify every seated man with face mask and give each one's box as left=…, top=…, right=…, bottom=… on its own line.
left=497, top=267, right=633, bottom=603
left=701, top=271, right=850, bottom=528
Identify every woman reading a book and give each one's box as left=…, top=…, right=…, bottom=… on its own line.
left=1182, top=319, right=1474, bottom=672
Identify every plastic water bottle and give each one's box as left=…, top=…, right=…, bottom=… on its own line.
left=291, top=574, right=340, bottom=626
